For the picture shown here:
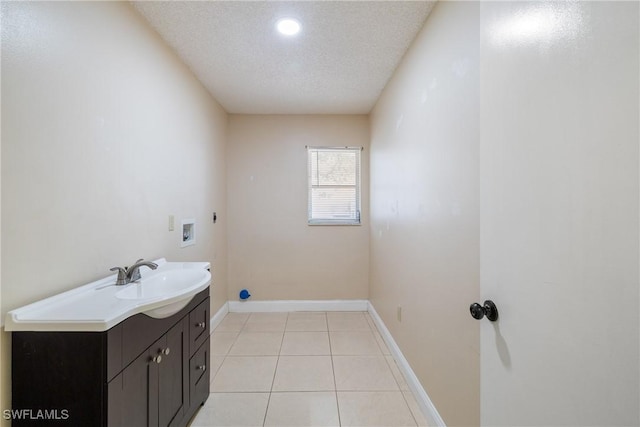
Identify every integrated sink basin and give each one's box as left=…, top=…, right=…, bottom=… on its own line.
left=116, top=269, right=208, bottom=300
left=4, top=258, right=212, bottom=331
left=115, top=268, right=210, bottom=318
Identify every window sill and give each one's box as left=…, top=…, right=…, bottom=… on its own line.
left=307, top=220, right=361, bottom=226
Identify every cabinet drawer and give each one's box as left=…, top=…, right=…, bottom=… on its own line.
left=189, top=298, right=209, bottom=356
left=189, top=337, right=210, bottom=409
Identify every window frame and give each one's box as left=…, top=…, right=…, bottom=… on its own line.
left=307, top=146, right=362, bottom=226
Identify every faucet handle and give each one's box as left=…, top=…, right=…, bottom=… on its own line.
left=110, top=267, right=128, bottom=286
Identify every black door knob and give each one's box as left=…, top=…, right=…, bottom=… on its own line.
left=469, top=300, right=499, bottom=321
left=470, top=303, right=485, bottom=320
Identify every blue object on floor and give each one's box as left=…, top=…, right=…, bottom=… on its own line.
left=239, top=289, right=251, bottom=300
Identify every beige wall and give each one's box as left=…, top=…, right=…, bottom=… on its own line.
left=479, top=2, right=639, bottom=425
left=227, top=115, right=369, bottom=301
left=369, top=2, right=480, bottom=426
left=1, top=0, right=228, bottom=417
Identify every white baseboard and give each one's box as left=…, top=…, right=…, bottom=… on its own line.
left=227, top=299, right=369, bottom=313
left=368, top=302, right=446, bottom=427
left=210, top=302, right=229, bottom=331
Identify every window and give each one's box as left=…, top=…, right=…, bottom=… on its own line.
left=307, top=146, right=361, bottom=225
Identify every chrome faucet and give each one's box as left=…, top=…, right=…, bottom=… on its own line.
left=110, top=259, right=158, bottom=285
left=127, top=259, right=159, bottom=282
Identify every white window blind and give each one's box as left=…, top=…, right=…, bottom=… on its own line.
left=307, top=146, right=361, bottom=225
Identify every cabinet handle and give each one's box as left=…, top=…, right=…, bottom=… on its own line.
left=197, top=365, right=206, bottom=371
left=162, top=347, right=170, bottom=356
left=152, top=355, right=162, bottom=364
left=196, top=322, right=206, bottom=328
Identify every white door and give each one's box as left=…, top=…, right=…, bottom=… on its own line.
left=479, top=2, right=639, bottom=425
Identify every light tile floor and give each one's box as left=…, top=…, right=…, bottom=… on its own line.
left=190, top=312, right=429, bottom=427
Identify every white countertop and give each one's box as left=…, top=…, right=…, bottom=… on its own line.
left=4, top=259, right=211, bottom=332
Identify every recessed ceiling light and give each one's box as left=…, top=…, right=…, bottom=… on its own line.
left=276, top=18, right=301, bottom=36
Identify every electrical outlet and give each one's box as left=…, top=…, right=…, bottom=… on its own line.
left=397, top=306, right=402, bottom=322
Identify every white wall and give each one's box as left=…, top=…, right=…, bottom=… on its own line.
left=227, top=115, right=370, bottom=302
left=1, top=1, right=228, bottom=418
left=369, top=2, right=480, bottom=426
left=479, top=2, right=639, bottom=425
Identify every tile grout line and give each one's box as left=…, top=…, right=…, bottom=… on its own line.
left=262, top=312, right=289, bottom=427
left=366, top=313, right=389, bottom=356
left=399, top=390, right=421, bottom=427
left=368, top=313, right=419, bottom=427
left=327, top=313, right=343, bottom=427
left=383, top=355, right=419, bottom=427
left=209, top=313, right=246, bottom=387
left=216, top=312, right=249, bottom=358
left=208, top=322, right=224, bottom=386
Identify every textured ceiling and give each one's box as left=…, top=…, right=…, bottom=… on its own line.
left=132, top=1, right=435, bottom=114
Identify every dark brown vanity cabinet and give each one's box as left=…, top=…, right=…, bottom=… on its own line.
left=11, top=288, right=210, bottom=427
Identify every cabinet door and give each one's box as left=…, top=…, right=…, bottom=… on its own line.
left=108, top=338, right=162, bottom=427
left=158, top=319, right=188, bottom=427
